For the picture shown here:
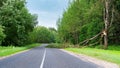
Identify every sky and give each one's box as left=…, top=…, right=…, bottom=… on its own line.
left=26, top=0, right=69, bottom=29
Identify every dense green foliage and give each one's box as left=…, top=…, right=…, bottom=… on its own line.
left=108, top=0, right=120, bottom=44
left=57, top=0, right=120, bottom=47
left=57, top=0, right=103, bottom=45
left=0, top=26, right=6, bottom=45
left=28, top=26, right=57, bottom=43
left=0, top=0, right=7, bottom=7
left=0, top=0, right=38, bottom=46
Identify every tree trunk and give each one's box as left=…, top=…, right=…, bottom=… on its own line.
left=103, top=0, right=109, bottom=49
left=103, top=30, right=108, bottom=49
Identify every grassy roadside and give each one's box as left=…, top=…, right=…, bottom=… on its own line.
left=65, top=47, right=120, bottom=65
left=47, top=43, right=120, bottom=65
left=0, top=43, right=41, bottom=57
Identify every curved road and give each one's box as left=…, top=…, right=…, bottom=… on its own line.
left=0, top=44, right=101, bottom=68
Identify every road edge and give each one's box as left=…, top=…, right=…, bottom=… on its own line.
left=0, top=49, right=30, bottom=60
left=60, top=49, right=119, bottom=68
left=0, top=45, right=42, bottom=60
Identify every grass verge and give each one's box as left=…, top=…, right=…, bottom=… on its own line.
left=47, top=43, right=73, bottom=48
left=65, top=47, right=120, bottom=65
left=0, top=43, right=40, bottom=57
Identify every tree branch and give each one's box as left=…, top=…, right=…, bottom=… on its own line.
left=79, top=32, right=102, bottom=45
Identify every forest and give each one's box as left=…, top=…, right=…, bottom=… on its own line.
left=57, top=0, right=120, bottom=49
left=0, top=0, right=120, bottom=49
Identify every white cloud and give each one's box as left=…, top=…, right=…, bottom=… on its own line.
left=26, top=0, right=69, bottom=29
left=29, top=10, right=60, bottom=29
left=38, top=19, right=57, bottom=29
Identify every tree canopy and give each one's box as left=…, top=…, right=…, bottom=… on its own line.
left=28, top=26, right=57, bottom=43
left=0, top=0, right=38, bottom=46
left=57, top=0, right=120, bottom=49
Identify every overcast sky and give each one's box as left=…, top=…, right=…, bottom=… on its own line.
left=26, top=0, right=69, bottom=29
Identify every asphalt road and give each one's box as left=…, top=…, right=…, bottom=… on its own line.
left=0, top=44, right=101, bottom=68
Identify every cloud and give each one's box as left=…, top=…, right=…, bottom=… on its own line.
left=26, top=0, right=69, bottom=29
left=38, top=19, right=57, bottom=29
left=29, top=10, right=59, bottom=29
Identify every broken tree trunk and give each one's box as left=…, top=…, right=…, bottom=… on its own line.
left=79, top=32, right=102, bottom=46
left=103, top=0, right=109, bottom=49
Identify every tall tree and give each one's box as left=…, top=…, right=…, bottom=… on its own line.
left=0, top=0, right=37, bottom=46
left=28, top=26, right=56, bottom=43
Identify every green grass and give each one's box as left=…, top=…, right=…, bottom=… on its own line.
left=0, top=43, right=40, bottom=57
left=65, top=46, right=120, bottom=65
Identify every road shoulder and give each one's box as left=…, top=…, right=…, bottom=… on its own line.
left=60, top=49, right=119, bottom=68
left=0, top=49, right=30, bottom=60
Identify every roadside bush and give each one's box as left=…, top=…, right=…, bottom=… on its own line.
left=46, top=43, right=74, bottom=48
left=0, top=26, right=6, bottom=45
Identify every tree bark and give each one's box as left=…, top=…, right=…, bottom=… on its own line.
left=103, top=0, right=109, bottom=49
left=103, top=30, right=108, bottom=49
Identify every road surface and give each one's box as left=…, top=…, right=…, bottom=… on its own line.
left=0, top=44, right=101, bottom=68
